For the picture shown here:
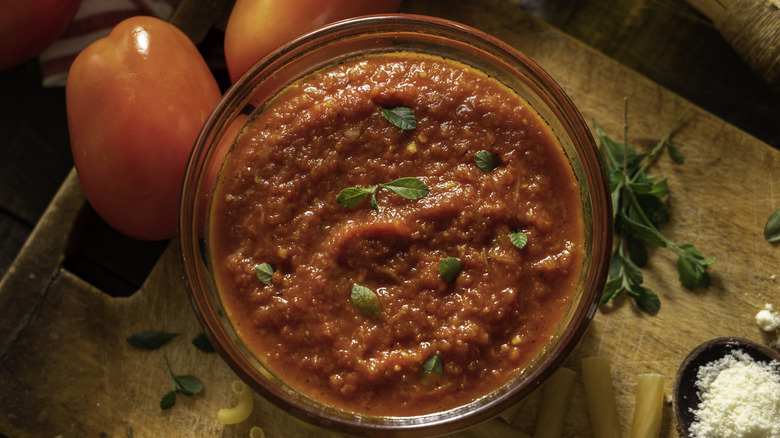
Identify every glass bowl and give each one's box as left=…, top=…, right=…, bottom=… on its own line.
left=179, top=14, right=612, bottom=437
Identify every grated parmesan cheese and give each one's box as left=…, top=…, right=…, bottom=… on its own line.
left=756, top=304, right=780, bottom=332
left=689, top=350, right=780, bottom=438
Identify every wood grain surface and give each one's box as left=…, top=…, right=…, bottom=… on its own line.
left=1, top=2, right=779, bottom=438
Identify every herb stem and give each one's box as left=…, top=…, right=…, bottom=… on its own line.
left=630, top=107, right=691, bottom=184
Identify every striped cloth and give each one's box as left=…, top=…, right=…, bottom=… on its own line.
left=39, top=0, right=178, bottom=87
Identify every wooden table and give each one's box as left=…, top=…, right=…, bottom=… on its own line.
left=1, top=1, right=779, bottom=437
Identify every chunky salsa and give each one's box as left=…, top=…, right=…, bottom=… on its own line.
left=209, top=52, right=584, bottom=416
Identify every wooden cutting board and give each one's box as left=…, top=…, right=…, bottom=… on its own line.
left=2, top=2, right=779, bottom=437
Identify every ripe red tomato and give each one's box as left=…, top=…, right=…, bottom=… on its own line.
left=0, top=0, right=82, bottom=70
left=66, top=16, right=222, bottom=241
left=223, top=0, right=403, bottom=82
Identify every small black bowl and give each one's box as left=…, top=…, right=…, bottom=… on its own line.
left=672, top=337, right=780, bottom=437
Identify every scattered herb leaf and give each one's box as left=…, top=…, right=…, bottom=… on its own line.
left=474, top=150, right=498, bottom=172
left=161, top=357, right=204, bottom=410
left=126, top=424, right=133, bottom=438
left=336, top=186, right=376, bottom=208
left=422, top=354, right=443, bottom=375
left=379, top=177, right=429, bottom=200
left=160, top=390, right=176, bottom=410
left=438, top=257, right=462, bottom=283
left=126, top=330, right=180, bottom=350
left=255, top=262, right=275, bottom=285
left=381, top=106, right=416, bottom=130
left=596, top=107, right=715, bottom=312
left=765, top=209, right=780, bottom=242
left=192, top=333, right=215, bottom=353
left=337, top=177, right=428, bottom=210
left=350, top=284, right=382, bottom=317
left=510, top=231, right=528, bottom=250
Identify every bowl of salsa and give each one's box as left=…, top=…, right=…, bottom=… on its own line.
left=179, top=14, right=612, bottom=436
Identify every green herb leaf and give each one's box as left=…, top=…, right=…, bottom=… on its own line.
left=438, top=257, right=463, bottom=283
left=160, top=390, right=176, bottom=410
left=381, top=106, right=416, bottom=130
left=765, top=209, right=780, bottom=242
left=126, top=424, right=133, bottom=438
left=350, top=284, right=382, bottom=317
left=126, top=330, right=180, bottom=350
left=174, top=375, right=205, bottom=396
left=369, top=192, right=379, bottom=210
left=162, top=356, right=204, bottom=409
left=510, top=231, right=528, bottom=249
left=626, top=234, right=648, bottom=267
left=255, top=262, right=275, bottom=285
left=666, top=142, right=685, bottom=164
left=192, top=333, right=215, bottom=353
left=339, top=179, right=426, bottom=210
left=422, top=354, right=443, bottom=375
left=337, top=186, right=375, bottom=208
left=379, top=177, right=429, bottom=200
left=474, top=150, right=498, bottom=172
left=596, top=108, right=714, bottom=312
left=633, top=286, right=660, bottom=312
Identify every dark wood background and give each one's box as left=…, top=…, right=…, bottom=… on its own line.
left=1, top=0, right=778, bottom=296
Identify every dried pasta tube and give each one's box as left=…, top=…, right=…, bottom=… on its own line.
left=629, top=374, right=665, bottom=438
left=581, top=356, right=623, bottom=438
left=249, top=426, right=265, bottom=438
left=218, top=380, right=254, bottom=425
left=498, top=383, right=542, bottom=424
left=534, top=367, right=577, bottom=438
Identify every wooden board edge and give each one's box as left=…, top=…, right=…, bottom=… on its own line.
left=0, top=168, right=88, bottom=358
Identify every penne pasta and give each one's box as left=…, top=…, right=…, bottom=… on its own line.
left=581, top=356, right=623, bottom=438
left=218, top=380, right=255, bottom=425
left=629, top=374, right=665, bottom=438
left=534, top=367, right=577, bottom=438
left=497, top=397, right=527, bottom=425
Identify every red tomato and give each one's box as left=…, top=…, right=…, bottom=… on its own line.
left=0, top=0, right=82, bottom=70
left=66, top=16, right=222, bottom=241
left=224, top=0, right=403, bottom=82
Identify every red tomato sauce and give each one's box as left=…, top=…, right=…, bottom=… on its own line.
left=209, top=52, right=584, bottom=416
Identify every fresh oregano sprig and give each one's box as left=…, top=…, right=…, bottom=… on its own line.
left=598, top=108, right=715, bottom=312
left=160, top=356, right=204, bottom=409
left=337, top=177, right=428, bottom=210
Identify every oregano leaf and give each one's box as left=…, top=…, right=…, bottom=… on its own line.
left=474, top=150, right=498, bottom=172
left=126, top=330, right=180, bottom=350
left=438, top=257, right=462, bottom=283
left=174, top=375, right=204, bottom=396
left=192, top=333, right=215, bottom=353
left=337, top=186, right=374, bottom=208
left=422, top=354, right=443, bottom=375
left=764, top=209, right=780, bottom=242
left=379, top=177, right=429, bottom=200
left=634, top=286, right=660, bottom=312
left=160, top=390, right=176, bottom=410
left=510, top=231, right=528, bottom=249
left=381, top=106, right=416, bottom=130
left=351, top=284, right=382, bottom=317
left=255, top=262, right=275, bottom=285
